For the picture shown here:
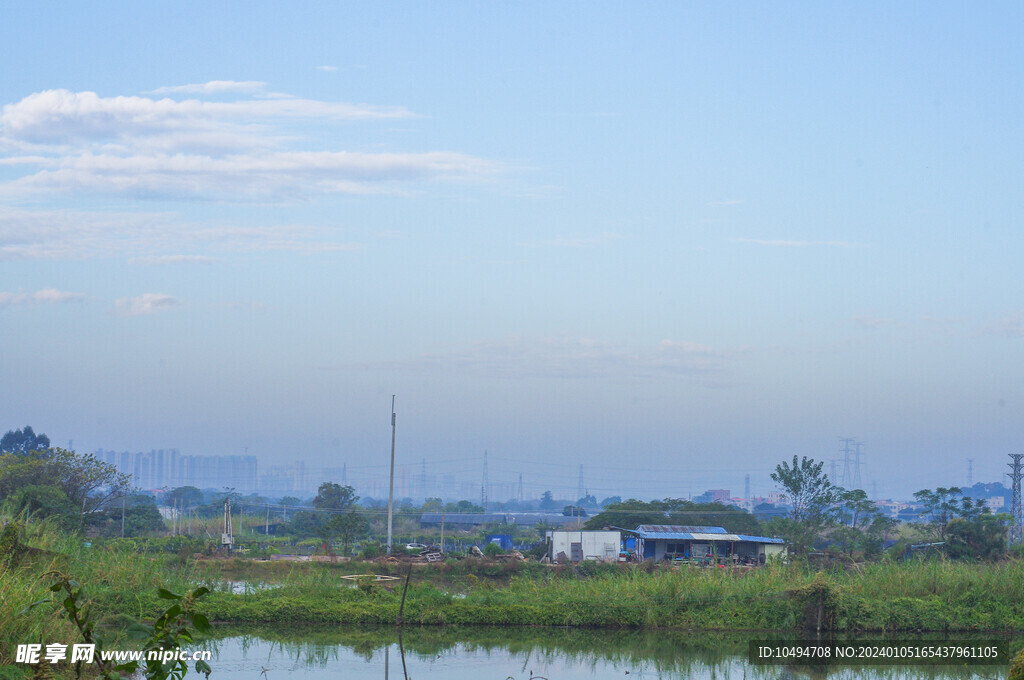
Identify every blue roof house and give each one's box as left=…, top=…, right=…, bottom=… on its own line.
left=618, top=525, right=786, bottom=564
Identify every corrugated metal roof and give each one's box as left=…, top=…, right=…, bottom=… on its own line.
left=626, top=525, right=785, bottom=544
left=737, top=535, right=786, bottom=544
left=690, top=533, right=741, bottom=542
left=635, top=531, right=698, bottom=540
left=635, top=525, right=727, bottom=534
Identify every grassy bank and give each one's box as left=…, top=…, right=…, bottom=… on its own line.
left=5, top=514, right=1024, bottom=662
left=192, top=559, right=1024, bottom=631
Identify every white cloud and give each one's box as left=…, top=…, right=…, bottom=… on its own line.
left=114, top=293, right=179, bottom=316
left=1, top=88, right=415, bottom=153
left=0, top=288, right=84, bottom=307
left=0, top=89, right=496, bottom=202
left=315, top=66, right=338, bottom=72
left=0, top=206, right=183, bottom=260
left=0, top=89, right=413, bottom=148
left=0, top=206, right=364, bottom=261
left=6, top=150, right=497, bottom=200
left=148, top=81, right=268, bottom=95
left=0, top=86, right=500, bottom=258
left=730, top=238, right=852, bottom=248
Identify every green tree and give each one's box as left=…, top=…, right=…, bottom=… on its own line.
left=444, top=499, right=484, bottom=513
left=165, top=486, right=204, bottom=508
left=290, top=482, right=366, bottom=551
left=913, top=487, right=963, bottom=541
left=946, top=512, right=1007, bottom=560
left=87, top=493, right=166, bottom=537
left=583, top=498, right=761, bottom=534
left=539, top=491, right=556, bottom=510
left=0, top=448, right=130, bottom=515
left=770, top=456, right=841, bottom=555
left=839, top=488, right=876, bottom=529
left=323, top=511, right=369, bottom=555
left=0, top=426, right=50, bottom=455
left=313, top=482, right=358, bottom=510
left=421, top=497, right=443, bottom=512
left=913, top=489, right=1007, bottom=560
left=7, top=485, right=81, bottom=530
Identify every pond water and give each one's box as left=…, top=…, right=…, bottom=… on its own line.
left=187, top=626, right=1016, bottom=680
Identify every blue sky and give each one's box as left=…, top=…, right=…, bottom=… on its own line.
left=2, top=2, right=1023, bottom=500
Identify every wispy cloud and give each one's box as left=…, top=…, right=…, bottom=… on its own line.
left=521, top=232, right=624, bottom=248
left=0, top=207, right=365, bottom=261
left=364, top=335, right=737, bottom=380
left=6, top=150, right=496, bottom=200
left=315, top=66, right=338, bottom=72
left=114, top=293, right=179, bottom=316
left=1, top=89, right=412, bottom=147
left=0, top=85, right=499, bottom=259
left=730, top=238, right=852, bottom=248
left=981, top=311, right=1024, bottom=338
left=0, top=88, right=495, bottom=201
left=0, top=288, right=84, bottom=307
left=148, top=81, right=268, bottom=95
left=128, top=255, right=217, bottom=265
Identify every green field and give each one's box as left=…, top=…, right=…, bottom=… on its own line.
left=5, top=513, right=1024, bottom=668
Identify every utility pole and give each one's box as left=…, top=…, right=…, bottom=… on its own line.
left=121, top=495, right=125, bottom=538
left=518, top=473, right=523, bottom=503
left=222, top=497, right=234, bottom=550
left=577, top=465, right=584, bottom=503
left=265, top=503, right=270, bottom=536
left=387, top=395, right=397, bottom=555
left=440, top=511, right=445, bottom=553
left=967, top=458, right=974, bottom=487
left=1009, top=454, right=1023, bottom=545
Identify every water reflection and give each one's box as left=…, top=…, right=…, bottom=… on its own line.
left=190, top=626, right=1014, bottom=680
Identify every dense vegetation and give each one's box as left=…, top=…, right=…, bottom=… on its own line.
left=5, top=513, right=1024, bottom=644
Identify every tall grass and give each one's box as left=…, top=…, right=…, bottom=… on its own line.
left=0, top=512, right=204, bottom=666
left=0, top=516, right=93, bottom=665
left=5, top=513, right=1024, bottom=637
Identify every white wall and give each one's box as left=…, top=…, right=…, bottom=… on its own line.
left=546, top=530, right=621, bottom=562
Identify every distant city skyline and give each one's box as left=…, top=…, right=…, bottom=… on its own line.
left=87, top=442, right=1005, bottom=504
left=3, top=4, right=1023, bottom=502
